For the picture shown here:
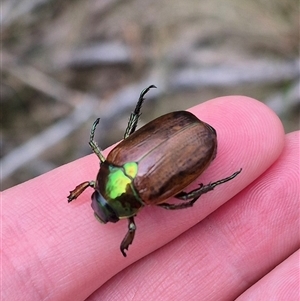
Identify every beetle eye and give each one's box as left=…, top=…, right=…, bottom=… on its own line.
left=91, top=191, right=119, bottom=223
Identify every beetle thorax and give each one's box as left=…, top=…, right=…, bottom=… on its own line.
left=95, top=161, right=144, bottom=219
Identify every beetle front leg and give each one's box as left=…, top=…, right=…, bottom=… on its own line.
left=120, top=216, right=136, bottom=257
left=159, top=169, right=242, bottom=210
left=67, top=181, right=96, bottom=202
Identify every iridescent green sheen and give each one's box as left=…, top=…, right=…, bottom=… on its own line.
left=123, top=162, right=138, bottom=179
left=105, top=162, right=138, bottom=199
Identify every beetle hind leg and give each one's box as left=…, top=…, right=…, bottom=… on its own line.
left=120, top=216, right=136, bottom=257
left=159, top=169, right=242, bottom=210
left=124, top=85, right=156, bottom=139
left=158, top=196, right=199, bottom=210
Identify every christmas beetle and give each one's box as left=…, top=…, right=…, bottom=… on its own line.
left=68, top=85, right=242, bottom=256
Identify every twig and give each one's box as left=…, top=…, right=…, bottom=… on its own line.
left=170, top=59, right=300, bottom=89
left=0, top=71, right=162, bottom=181
left=1, top=0, right=50, bottom=26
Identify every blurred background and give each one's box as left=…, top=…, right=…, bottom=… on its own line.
left=1, top=0, right=299, bottom=190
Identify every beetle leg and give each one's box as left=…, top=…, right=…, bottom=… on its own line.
left=124, top=85, right=157, bottom=139
left=89, top=118, right=106, bottom=163
left=120, top=216, right=136, bottom=257
left=67, top=181, right=96, bottom=202
left=159, top=169, right=242, bottom=210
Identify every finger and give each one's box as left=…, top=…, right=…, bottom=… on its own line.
left=236, top=250, right=299, bottom=300
left=89, top=131, right=299, bottom=300
left=2, top=96, right=285, bottom=301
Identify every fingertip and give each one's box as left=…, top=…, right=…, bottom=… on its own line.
left=189, top=95, right=285, bottom=182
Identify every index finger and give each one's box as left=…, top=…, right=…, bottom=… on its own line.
left=2, top=95, right=285, bottom=301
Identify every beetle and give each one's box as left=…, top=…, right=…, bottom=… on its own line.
left=68, top=85, right=242, bottom=257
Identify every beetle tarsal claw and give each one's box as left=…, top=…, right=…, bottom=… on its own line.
left=67, top=181, right=95, bottom=202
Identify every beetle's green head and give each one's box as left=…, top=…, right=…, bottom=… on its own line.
left=91, top=162, right=144, bottom=223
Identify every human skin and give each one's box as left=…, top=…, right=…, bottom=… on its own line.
left=2, top=96, right=299, bottom=300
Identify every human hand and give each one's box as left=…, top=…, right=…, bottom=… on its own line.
left=2, top=96, right=299, bottom=300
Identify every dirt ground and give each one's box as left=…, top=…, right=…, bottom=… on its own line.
left=1, top=0, right=299, bottom=189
